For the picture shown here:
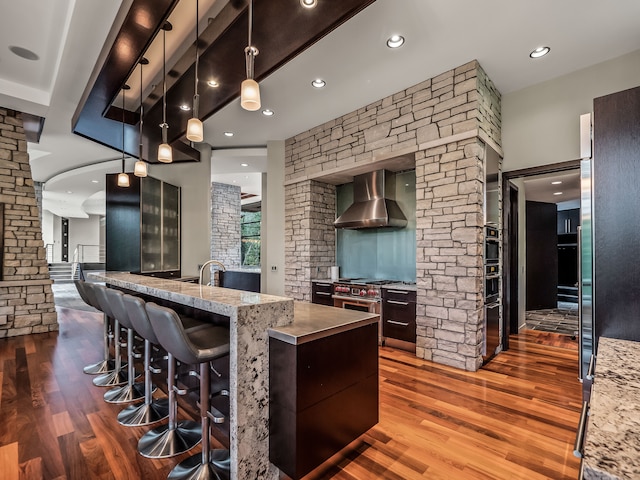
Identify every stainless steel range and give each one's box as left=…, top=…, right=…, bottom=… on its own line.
left=332, top=279, right=395, bottom=313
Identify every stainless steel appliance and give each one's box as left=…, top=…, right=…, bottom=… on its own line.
left=483, top=225, right=500, bottom=362
left=332, top=279, right=394, bottom=313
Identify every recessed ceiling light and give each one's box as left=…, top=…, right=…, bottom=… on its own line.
left=262, top=109, right=274, bottom=116
left=530, top=46, right=550, bottom=58
left=551, top=181, right=562, bottom=185
left=91, top=180, right=99, bottom=184
left=224, top=131, right=234, bottom=137
left=245, top=176, right=249, bottom=179
left=207, top=80, right=219, bottom=88
left=553, top=192, right=563, bottom=196
left=311, top=78, right=326, bottom=88
left=386, top=35, right=405, bottom=49
left=180, top=104, right=190, bottom=111
left=66, top=191, right=73, bottom=194
left=300, top=0, right=317, bottom=8
left=9, top=45, right=39, bottom=61
left=241, top=163, right=249, bottom=167
left=232, top=180, right=237, bottom=183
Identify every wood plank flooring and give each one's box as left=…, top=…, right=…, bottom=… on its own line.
left=0, top=307, right=582, bottom=479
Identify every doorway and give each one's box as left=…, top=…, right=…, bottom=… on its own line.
left=503, top=161, right=581, bottom=348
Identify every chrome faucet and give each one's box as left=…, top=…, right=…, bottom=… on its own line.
left=199, top=260, right=226, bottom=286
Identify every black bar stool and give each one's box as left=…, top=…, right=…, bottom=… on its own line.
left=91, top=284, right=129, bottom=387
left=103, top=288, right=146, bottom=404
left=145, top=302, right=230, bottom=480
left=117, top=294, right=170, bottom=426
left=76, top=280, right=115, bottom=375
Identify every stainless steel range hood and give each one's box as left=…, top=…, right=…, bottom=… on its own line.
left=334, top=170, right=407, bottom=229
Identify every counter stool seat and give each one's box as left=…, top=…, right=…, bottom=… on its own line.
left=76, top=281, right=116, bottom=375
left=145, top=302, right=230, bottom=480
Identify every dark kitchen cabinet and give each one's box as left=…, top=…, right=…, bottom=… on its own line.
left=526, top=201, right=558, bottom=310
left=106, top=174, right=181, bottom=277
left=269, top=322, right=378, bottom=479
left=381, top=287, right=417, bottom=343
left=557, top=208, right=580, bottom=234
left=311, top=281, right=334, bottom=306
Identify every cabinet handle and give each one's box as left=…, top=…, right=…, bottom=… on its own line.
left=573, top=401, right=589, bottom=458
left=387, top=320, right=409, bottom=327
left=316, top=283, right=332, bottom=287
left=387, top=290, right=409, bottom=294
left=387, top=300, right=409, bottom=306
left=315, top=292, right=331, bottom=296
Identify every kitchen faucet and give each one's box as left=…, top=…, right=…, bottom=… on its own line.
left=199, top=260, right=226, bottom=286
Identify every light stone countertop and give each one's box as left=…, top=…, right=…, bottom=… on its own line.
left=268, top=301, right=379, bottom=345
left=583, top=337, right=640, bottom=479
left=381, top=283, right=418, bottom=292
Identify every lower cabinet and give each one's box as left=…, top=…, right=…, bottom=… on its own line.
left=269, top=323, right=379, bottom=479
left=311, top=281, right=334, bottom=306
left=381, top=287, right=417, bottom=343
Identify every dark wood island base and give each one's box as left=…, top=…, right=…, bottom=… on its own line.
left=268, top=304, right=379, bottom=479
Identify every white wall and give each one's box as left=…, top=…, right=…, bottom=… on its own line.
left=149, top=144, right=212, bottom=277
left=69, top=215, right=101, bottom=261
left=41, top=209, right=54, bottom=250
left=261, top=140, right=285, bottom=296
left=502, top=49, right=640, bottom=172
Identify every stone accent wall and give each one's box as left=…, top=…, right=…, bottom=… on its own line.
left=0, top=109, right=57, bottom=337
left=284, top=180, right=336, bottom=301
left=284, top=60, right=501, bottom=371
left=211, top=182, right=241, bottom=269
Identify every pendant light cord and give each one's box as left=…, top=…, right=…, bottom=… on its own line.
left=194, top=0, right=199, bottom=98
left=139, top=62, right=144, bottom=159
left=161, top=27, right=168, bottom=143
left=122, top=88, right=126, bottom=172
left=248, top=0, right=252, bottom=48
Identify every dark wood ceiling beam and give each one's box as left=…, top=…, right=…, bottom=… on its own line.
left=72, top=0, right=377, bottom=164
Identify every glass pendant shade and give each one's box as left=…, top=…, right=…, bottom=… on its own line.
left=134, top=160, right=148, bottom=177
left=241, top=78, right=261, bottom=111
left=117, top=172, right=130, bottom=187
left=158, top=143, right=173, bottom=163
left=186, top=117, right=203, bottom=142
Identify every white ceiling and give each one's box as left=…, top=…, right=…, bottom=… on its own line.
left=522, top=170, right=581, bottom=205
left=2, top=0, right=640, bottom=217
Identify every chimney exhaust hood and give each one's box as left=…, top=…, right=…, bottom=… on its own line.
left=334, top=169, right=407, bottom=229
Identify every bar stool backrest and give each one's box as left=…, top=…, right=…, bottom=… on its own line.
left=82, top=282, right=102, bottom=312
left=74, top=280, right=91, bottom=306
left=105, top=288, right=133, bottom=330
left=93, top=284, right=116, bottom=319
left=122, top=294, right=159, bottom=345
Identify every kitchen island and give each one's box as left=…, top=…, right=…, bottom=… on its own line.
left=92, top=272, right=379, bottom=479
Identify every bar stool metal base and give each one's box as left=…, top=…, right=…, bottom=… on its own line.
left=168, top=450, right=230, bottom=480
left=92, top=367, right=130, bottom=387
left=117, top=397, right=169, bottom=426
left=104, top=381, right=152, bottom=404
left=83, top=359, right=116, bottom=375
left=138, top=420, right=201, bottom=458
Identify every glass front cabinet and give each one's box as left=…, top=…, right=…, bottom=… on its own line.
left=106, top=174, right=181, bottom=278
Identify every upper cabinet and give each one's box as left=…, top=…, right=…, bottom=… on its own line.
left=106, top=174, right=181, bottom=278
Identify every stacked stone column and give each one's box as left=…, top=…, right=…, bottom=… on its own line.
left=0, top=109, right=57, bottom=337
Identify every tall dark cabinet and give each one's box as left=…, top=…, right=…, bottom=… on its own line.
left=593, top=85, right=640, bottom=345
left=106, top=174, right=181, bottom=277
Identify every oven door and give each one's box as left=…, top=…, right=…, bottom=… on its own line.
left=334, top=297, right=380, bottom=314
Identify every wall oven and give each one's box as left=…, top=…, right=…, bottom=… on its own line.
left=485, top=226, right=499, bottom=264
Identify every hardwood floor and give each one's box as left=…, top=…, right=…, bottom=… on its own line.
left=0, top=307, right=582, bottom=479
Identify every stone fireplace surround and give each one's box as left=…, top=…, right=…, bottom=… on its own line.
left=284, top=60, right=501, bottom=371
left=0, top=109, right=57, bottom=337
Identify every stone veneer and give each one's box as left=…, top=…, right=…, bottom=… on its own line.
left=211, top=182, right=241, bottom=269
left=284, top=60, right=501, bottom=371
left=0, top=109, right=57, bottom=337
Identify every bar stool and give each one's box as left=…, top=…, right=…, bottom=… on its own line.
left=77, top=280, right=116, bottom=375
left=143, top=302, right=230, bottom=479
left=116, top=294, right=170, bottom=426
left=92, top=284, right=129, bottom=387
left=102, top=288, right=147, bottom=404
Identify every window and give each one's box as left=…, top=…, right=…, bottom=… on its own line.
left=241, top=211, right=261, bottom=266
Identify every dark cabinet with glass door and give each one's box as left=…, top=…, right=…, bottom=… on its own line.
left=106, top=174, right=181, bottom=278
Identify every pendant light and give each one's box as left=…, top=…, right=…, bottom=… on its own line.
left=134, top=57, right=149, bottom=177
left=158, top=22, right=173, bottom=163
left=186, top=0, right=203, bottom=142
left=240, top=0, right=260, bottom=111
left=117, top=85, right=130, bottom=188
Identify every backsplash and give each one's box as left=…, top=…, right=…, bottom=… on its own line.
left=336, top=170, right=416, bottom=281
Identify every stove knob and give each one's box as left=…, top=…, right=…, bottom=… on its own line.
left=360, top=289, right=366, bottom=296
left=367, top=289, right=375, bottom=297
